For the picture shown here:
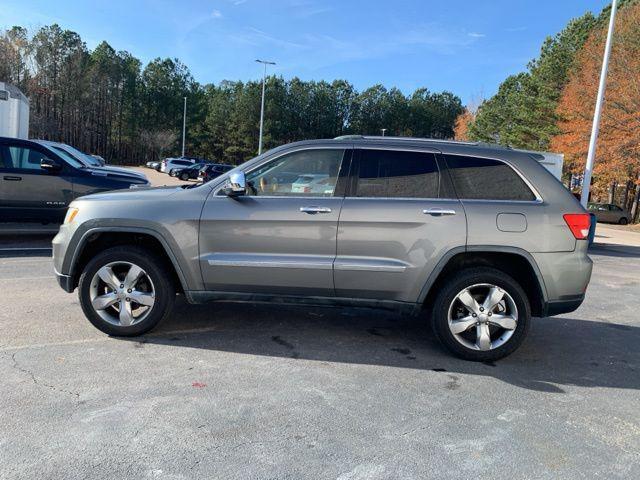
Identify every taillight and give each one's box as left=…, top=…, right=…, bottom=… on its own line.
left=303, top=186, right=311, bottom=193
left=563, top=213, right=591, bottom=240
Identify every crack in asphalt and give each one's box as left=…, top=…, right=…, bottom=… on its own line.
left=9, top=352, right=81, bottom=403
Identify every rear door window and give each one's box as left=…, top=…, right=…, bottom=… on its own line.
left=444, top=155, right=536, bottom=201
left=352, top=149, right=440, bottom=198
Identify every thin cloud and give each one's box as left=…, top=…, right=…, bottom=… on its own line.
left=211, top=9, right=223, bottom=19
left=468, top=32, right=486, bottom=38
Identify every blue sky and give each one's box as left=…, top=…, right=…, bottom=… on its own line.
left=1, top=0, right=610, bottom=104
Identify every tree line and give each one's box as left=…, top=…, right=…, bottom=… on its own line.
left=0, top=24, right=463, bottom=166
left=456, top=0, right=640, bottom=222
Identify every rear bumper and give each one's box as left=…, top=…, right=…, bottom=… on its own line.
left=543, top=294, right=585, bottom=317
left=531, top=241, right=592, bottom=312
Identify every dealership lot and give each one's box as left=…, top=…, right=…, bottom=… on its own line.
left=1, top=229, right=639, bottom=479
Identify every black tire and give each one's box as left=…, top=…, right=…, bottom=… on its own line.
left=431, top=267, right=531, bottom=361
left=619, top=217, right=628, bottom=225
left=78, top=246, right=175, bottom=336
left=180, top=172, right=190, bottom=181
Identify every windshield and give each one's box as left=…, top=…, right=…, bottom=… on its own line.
left=53, top=144, right=101, bottom=167
left=48, top=146, right=86, bottom=169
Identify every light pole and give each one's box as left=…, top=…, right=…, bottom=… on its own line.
left=181, top=96, right=187, bottom=158
left=581, top=0, right=618, bottom=207
left=256, top=59, right=276, bottom=155
left=381, top=128, right=387, bottom=137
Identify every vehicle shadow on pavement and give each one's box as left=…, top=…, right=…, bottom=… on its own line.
left=590, top=243, right=640, bottom=258
left=120, top=298, right=640, bottom=394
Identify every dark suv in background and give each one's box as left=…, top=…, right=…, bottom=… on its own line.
left=0, top=136, right=149, bottom=224
left=198, top=163, right=233, bottom=182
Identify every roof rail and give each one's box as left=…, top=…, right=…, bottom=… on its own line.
left=362, top=135, right=479, bottom=145
left=333, top=134, right=479, bottom=146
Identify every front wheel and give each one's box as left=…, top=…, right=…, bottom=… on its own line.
left=78, top=246, right=175, bottom=336
left=180, top=172, right=190, bottom=181
left=619, top=217, right=628, bottom=225
left=431, top=267, right=531, bottom=361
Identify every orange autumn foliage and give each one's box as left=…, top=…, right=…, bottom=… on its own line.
left=454, top=109, right=475, bottom=141
left=551, top=3, right=640, bottom=199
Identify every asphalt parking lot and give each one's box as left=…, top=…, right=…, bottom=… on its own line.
left=1, top=226, right=639, bottom=479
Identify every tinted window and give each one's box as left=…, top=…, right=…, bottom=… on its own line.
left=0, top=145, right=56, bottom=171
left=246, top=149, right=344, bottom=197
left=353, top=149, right=439, bottom=198
left=445, top=155, right=536, bottom=201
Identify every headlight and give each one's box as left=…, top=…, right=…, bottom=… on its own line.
left=64, top=207, right=79, bottom=224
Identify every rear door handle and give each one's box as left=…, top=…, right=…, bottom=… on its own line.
left=423, top=208, right=456, bottom=216
left=300, top=206, right=332, bottom=214
left=3, top=175, right=22, bottom=181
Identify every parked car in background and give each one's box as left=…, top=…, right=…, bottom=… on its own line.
left=35, top=140, right=148, bottom=182
left=146, top=160, right=160, bottom=170
left=53, top=136, right=592, bottom=361
left=160, top=158, right=195, bottom=173
left=198, top=163, right=233, bottom=182
left=170, top=162, right=209, bottom=181
left=291, top=173, right=332, bottom=194
left=588, top=203, right=629, bottom=225
left=0, top=136, right=149, bottom=224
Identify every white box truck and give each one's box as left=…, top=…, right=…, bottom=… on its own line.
left=514, top=148, right=564, bottom=181
left=0, top=81, right=29, bottom=139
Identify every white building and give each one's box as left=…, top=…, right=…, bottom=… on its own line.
left=0, top=81, right=29, bottom=139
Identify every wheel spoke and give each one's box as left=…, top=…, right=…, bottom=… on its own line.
left=124, top=265, right=144, bottom=290
left=97, top=266, right=120, bottom=290
left=489, top=314, right=517, bottom=330
left=91, top=292, right=119, bottom=310
left=119, top=300, right=134, bottom=326
left=450, top=316, right=477, bottom=334
left=457, top=290, right=480, bottom=315
left=483, top=286, right=505, bottom=312
left=476, top=323, right=492, bottom=351
left=129, top=290, right=155, bottom=307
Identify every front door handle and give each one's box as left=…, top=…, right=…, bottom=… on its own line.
left=300, top=206, right=332, bottom=214
left=3, top=175, right=22, bottom=181
left=423, top=207, right=456, bottom=216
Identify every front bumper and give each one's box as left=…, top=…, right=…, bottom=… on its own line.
left=55, top=269, right=74, bottom=293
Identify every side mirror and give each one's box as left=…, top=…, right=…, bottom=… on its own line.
left=40, top=158, right=62, bottom=173
left=222, top=171, right=246, bottom=196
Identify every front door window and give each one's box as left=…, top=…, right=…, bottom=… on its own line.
left=246, top=149, right=345, bottom=197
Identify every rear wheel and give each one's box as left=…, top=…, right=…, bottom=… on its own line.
left=431, top=267, right=531, bottom=361
left=619, top=217, right=628, bottom=225
left=78, top=246, right=175, bottom=336
left=180, top=172, right=190, bottom=181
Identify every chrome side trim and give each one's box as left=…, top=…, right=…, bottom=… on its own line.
left=205, top=253, right=333, bottom=270
left=334, top=257, right=411, bottom=273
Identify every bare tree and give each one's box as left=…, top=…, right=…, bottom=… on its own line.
left=140, top=130, right=177, bottom=161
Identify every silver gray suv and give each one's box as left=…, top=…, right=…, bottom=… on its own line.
left=52, top=136, right=593, bottom=361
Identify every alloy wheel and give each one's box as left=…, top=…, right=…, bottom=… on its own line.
left=89, top=261, right=156, bottom=327
left=447, top=283, right=518, bottom=351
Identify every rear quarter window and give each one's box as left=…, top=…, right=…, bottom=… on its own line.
left=445, top=155, right=536, bottom=201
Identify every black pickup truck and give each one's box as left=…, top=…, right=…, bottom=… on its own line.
left=0, top=136, right=149, bottom=224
